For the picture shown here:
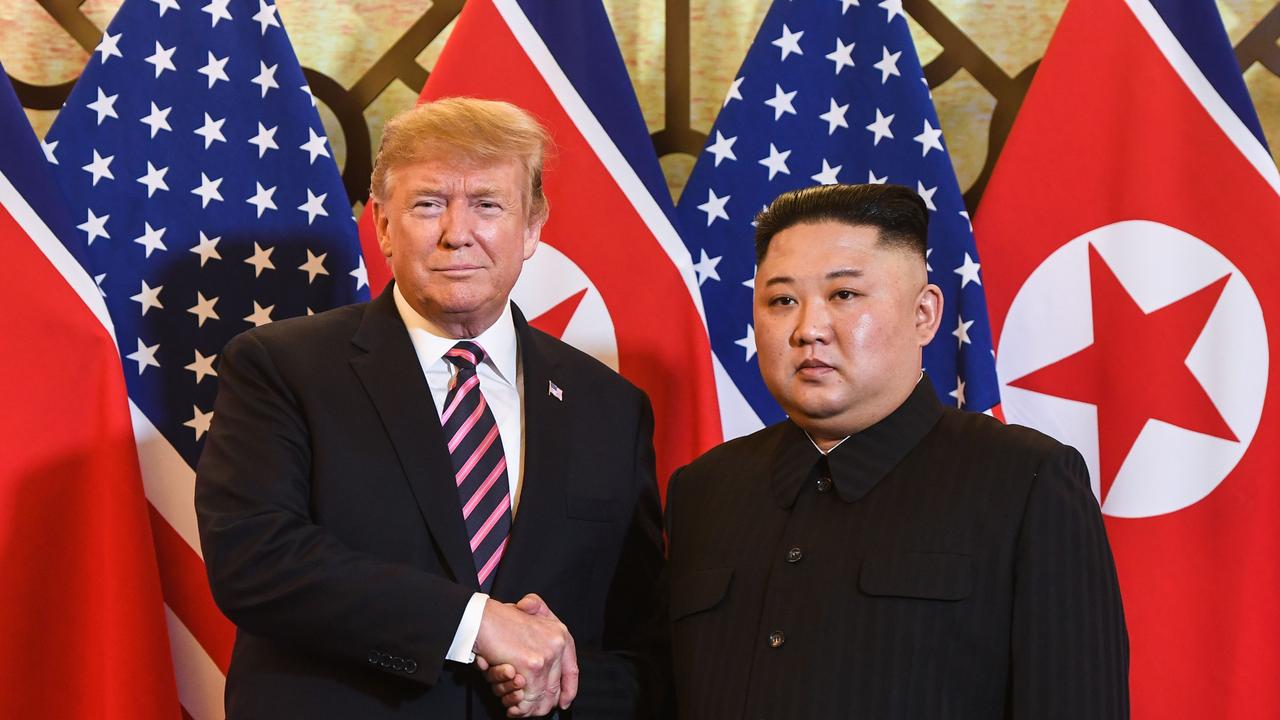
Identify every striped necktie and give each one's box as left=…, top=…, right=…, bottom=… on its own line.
left=440, top=341, right=511, bottom=592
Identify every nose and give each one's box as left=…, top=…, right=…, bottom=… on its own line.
left=438, top=202, right=473, bottom=249
left=793, top=300, right=830, bottom=347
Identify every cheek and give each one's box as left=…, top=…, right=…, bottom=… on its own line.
left=842, top=308, right=895, bottom=359
left=391, top=217, right=433, bottom=250
left=848, top=312, right=877, bottom=345
left=752, top=314, right=787, bottom=354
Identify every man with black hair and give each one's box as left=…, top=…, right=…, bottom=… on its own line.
left=663, top=183, right=1129, bottom=719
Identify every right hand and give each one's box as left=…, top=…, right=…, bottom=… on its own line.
left=473, top=595, right=578, bottom=717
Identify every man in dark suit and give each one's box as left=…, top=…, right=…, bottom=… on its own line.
left=663, top=183, right=1129, bottom=719
left=195, top=98, right=664, bottom=719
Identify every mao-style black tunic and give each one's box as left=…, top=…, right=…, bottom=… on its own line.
left=665, top=376, right=1128, bottom=720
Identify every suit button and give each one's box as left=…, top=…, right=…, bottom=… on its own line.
left=816, top=476, right=833, bottom=493
left=786, top=547, right=803, bottom=563
left=768, top=631, right=785, bottom=648
left=405, top=659, right=418, bottom=674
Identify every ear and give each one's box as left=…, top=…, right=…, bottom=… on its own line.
left=371, top=198, right=393, bottom=259
left=522, top=215, right=544, bottom=261
left=915, top=283, right=943, bottom=346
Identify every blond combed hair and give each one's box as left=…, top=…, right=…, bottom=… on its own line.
left=369, top=97, right=553, bottom=221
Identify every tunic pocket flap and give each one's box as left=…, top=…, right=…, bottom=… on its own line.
left=859, top=553, right=972, bottom=600
left=670, top=567, right=733, bottom=619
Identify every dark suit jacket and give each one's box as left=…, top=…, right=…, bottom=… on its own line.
left=195, top=285, right=664, bottom=719
left=665, top=376, right=1128, bottom=719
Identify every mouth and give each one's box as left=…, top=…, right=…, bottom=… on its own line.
left=795, top=358, right=835, bottom=378
left=434, top=265, right=483, bottom=276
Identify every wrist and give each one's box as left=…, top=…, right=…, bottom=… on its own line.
left=474, top=597, right=506, bottom=657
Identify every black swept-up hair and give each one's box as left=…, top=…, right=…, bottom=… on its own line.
left=753, top=183, right=928, bottom=264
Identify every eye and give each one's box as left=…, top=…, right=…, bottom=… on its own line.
left=768, top=295, right=797, bottom=307
left=832, top=289, right=858, bottom=301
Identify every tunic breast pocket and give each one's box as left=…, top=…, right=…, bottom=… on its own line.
left=670, top=567, right=734, bottom=620
left=858, top=552, right=972, bottom=601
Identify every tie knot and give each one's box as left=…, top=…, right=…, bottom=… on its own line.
left=445, top=341, right=486, bottom=372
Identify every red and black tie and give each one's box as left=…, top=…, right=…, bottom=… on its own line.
left=440, top=341, right=510, bottom=592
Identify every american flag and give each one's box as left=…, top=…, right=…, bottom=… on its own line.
left=676, top=0, right=1000, bottom=429
left=42, top=0, right=368, bottom=715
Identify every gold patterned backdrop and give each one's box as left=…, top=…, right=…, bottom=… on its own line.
left=3, top=0, right=1278, bottom=215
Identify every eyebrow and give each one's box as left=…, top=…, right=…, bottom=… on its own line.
left=465, top=185, right=505, bottom=199
left=763, top=268, right=864, bottom=287
left=826, top=268, right=864, bottom=279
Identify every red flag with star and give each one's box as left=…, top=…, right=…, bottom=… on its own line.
left=976, top=0, right=1280, bottom=717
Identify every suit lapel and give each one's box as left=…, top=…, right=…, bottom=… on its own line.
left=349, top=285, right=476, bottom=589
left=490, top=305, right=571, bottom=600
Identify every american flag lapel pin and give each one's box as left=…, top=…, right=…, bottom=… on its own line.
left=548, top=381, right=563, bottom=401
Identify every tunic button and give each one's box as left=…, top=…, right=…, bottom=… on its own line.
left=786, top=547, right=803, bottom=563
left=816, top=476, right=833, bottom=493
left=768, top=631, right=785, bottom=648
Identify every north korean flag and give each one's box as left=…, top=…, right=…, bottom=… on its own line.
left=357, top=0, right=723, bottom=487
left=976, top=0, right=1280, bottom=716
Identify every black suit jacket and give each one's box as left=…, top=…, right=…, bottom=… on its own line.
left=664, top=376, right=1128, bottom=719
left=195, top=286, right=664, bottom=719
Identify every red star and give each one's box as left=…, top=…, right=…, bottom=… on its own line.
left=528, top=288, right=587, bottom=339
left=1008, top=244, right=1236, bottom=501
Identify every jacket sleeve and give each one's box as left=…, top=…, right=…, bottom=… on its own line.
left=194, top=330, right=474, bottom=687
left=1009, top=444, right=1130, bottom=718
left=569, top=391, right=668, bottom=720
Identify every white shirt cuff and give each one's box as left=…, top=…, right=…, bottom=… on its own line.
left=445, top=592, right=488, bottom=663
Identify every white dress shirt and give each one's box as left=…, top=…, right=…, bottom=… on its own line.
left=393, top=285, right=525, bottom=663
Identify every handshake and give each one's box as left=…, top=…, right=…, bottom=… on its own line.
left=473, top=593, right=578, bottom=718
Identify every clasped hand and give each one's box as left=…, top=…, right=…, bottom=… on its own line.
left=474, top=594, right=578, bottom=717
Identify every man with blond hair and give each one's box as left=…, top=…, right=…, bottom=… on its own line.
left=196, top=97, right=665, bottom=719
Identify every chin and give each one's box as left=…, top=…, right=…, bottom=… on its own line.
left=783, top=394, right=849, bottom=422
left=429, top=288, right=491, bottom=313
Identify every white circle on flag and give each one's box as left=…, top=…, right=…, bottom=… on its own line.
left=510, top=242, right=619, bottom=370
left=997, top=220, right=1268, bottom=518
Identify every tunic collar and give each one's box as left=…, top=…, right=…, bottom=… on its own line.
left=770, top=374, right=945, bottom=507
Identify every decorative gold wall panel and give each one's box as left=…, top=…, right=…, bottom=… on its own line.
left=3, top=0, right=1277, bottom=212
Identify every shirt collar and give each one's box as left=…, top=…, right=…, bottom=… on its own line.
left=392, top=283, right=518, bottom=386
left=802, top=371, right=924, bottom=456
left=771, top=373, right=945, bottom=507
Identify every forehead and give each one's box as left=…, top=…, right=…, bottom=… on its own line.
left=762, top=221, right=884, bottom=268
left=390, top=154, right=526, bottom=195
